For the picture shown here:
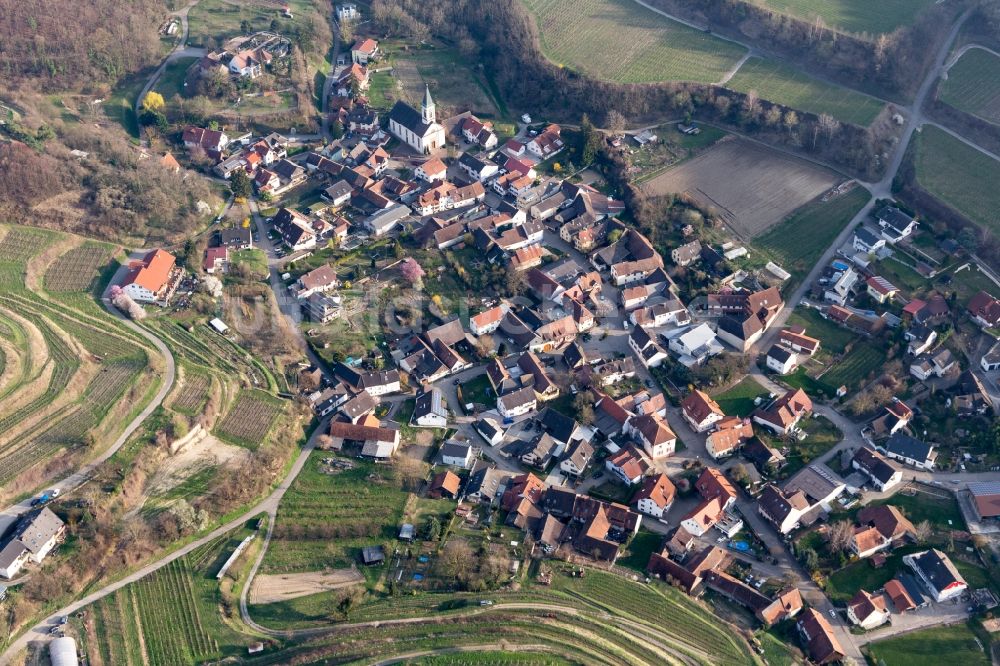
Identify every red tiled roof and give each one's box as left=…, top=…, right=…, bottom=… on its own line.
left=123, top=249, right=175, bottom=293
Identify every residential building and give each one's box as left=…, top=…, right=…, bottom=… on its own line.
left=605, top=446, right=648, bottom=485
left=526, top=124, right=563, bottom=158
left=866, top=276, right=899, bottom=303
left=440, top=440, right=475, bottom=468
left=329, top=419, right=400, bottom=459
left=851, top=446, right=902, bottom=492
left=779, top=327, right=820, bottom=355
left=705, top=417, right=754, bottom=460
left=629, top=326, right=668, bottom=369
left=968, top=290, right=1000, bottom=329
left=560, top=439, right=595, bottom=477
left=681, top=389, right=724, bottom=433
left=497, top=386, right=537, bottom=419
left=877, top=207, right=917, bottom=243
left=796, top=608, right=845, bottom=665
left=883, top=433, right=936, bottom=469
left=428, top=470, right=461, bottom=499
left=904, top=549, right=968, bottom=602
left=665, top=324, right=724, bottom=367
left=351, top=38, right=378, bottom=64
left=0, top=508, right=65, bottom=579
left=632, top=473, right=675, bottom=518
left=272, top=207, right=317, bottom=251
left=856, top=505, right=916, bottom=545
left=757, top=483, right=810, bottom=535
left=296, top=265, right=339, bottom=299
left=850, top=525, right=890, bottom=559
left=626, top=413, right=676, bottom=459
left=753, top=389, right=812, bottom=435
left=853, top=226, right=886, bottom=254
left=847, top=590, right=890, bottom=630
left=121, top=249, right=177, bottom=304
left=765, top=344, right=797, bottom=375
left=470, top=305, right=507, bottom=336
left=981, top=341, right=1000, bottom=371
left=672, top=240, right=701, bottom=267
left=415, top=157, right=447, bottom=183
left=412, top=388, right=448, bottom=428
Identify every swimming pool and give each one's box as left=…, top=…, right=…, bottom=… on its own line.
left=831, top=260, right=850, bottom=271
left=730, top=540, right=750, bottom=552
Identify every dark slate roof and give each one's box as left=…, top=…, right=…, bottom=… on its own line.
left=885, top=433, right=933, bottom=462
left=389, top=100, right=433, bottom=136
left=767, top=344, right=794, bottom=364
left=855, top=227, right=881, bottom=246
left=540, top=407, right=578, bottom=445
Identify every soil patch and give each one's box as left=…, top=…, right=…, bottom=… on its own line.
left=641, top=137, right=840, bottom=239
left=249, top=569, right=364, bottom=604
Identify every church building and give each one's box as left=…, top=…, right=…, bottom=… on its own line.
left=388, top=85, right=446, bottom=153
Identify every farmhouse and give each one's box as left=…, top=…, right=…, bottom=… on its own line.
left=351, top=38, right=379, bottom=64
left=388, top=87, right=446, bottom=154
left=625, top=413, right=676, bottom=459
left=329, top=419, right=400, bottom=460
left=121, top=249, right=178, bottom=304
left=0, top=508, right=66, bottom=579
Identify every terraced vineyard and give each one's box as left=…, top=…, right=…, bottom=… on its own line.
left=76, top=526, right=263, bottom=666
left=43, top=241, right=116, bottom=292
left=762, top=0, right=937, bottom=35
left=171, top=369, right=212, bottom=415
left=520, top=0, right=746, bottom=83
left=0, top=224, right=155, bottom=491
left=214, top=389, right=286, bottom=449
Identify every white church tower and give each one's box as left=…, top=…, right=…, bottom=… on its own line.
left=421, top=84, right=436, bottom=125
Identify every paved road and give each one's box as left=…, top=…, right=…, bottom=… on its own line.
left=0, top=304, right=176, bottom=535
left=2, top=418, right=325, bottom=662
left=134, top=1, right=206, bottom=117
left=320, top=17, right=341, bottom=141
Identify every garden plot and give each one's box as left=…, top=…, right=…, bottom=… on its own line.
left=249, top=569, right=364, bottom=604
left=642, top=137, right=840, bottom=238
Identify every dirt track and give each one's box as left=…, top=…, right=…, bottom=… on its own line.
left=249, top=569, right=364, bottom=604
left=642, top=137, right=840, bottom=238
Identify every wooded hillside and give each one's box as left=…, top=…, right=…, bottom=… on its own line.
left=0, top=0, right=164, bottom=90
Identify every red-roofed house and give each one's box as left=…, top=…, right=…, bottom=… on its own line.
left=866, top=276, right=899, bottom=303
left=203, top=246, right=229, bottom=274
left=632, top=473, right=675, bottom=518
left=681, top=390, right=725, bottom=432
left=753, top=389, right=812, bottom=435
left=122, top=249, right=177, bottom=304
left=470, top=305, right=507, bottom=336
left=968, top=291, right=1000, bottom=329
left=351, top=38, right=379, bottom=64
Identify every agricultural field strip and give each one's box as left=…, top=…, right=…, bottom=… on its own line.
left=43, top=241, right=115, bottom=292
left=0, top=313, right=32, bottom=403
left=761, top=0, right=937, bottom=36
left=725, top=57, right=885, bottom=126
left=215, top=390, right=285, bottom=447
left=940, top=47, right=1000, bottom=124
left=520, top=0, right=746, bottom=84
left=172, top=370, right=212, bottom=414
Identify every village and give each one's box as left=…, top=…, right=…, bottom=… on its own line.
left=3, top=1, right=1000, bottom=664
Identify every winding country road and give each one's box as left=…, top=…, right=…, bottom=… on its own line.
left=134, top=1, right=206, bottom=117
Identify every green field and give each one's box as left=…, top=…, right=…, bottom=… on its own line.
left=727, top=57, right=884, bottom=125
left=259, top=452, right=411, bottom=573
left=762, top=0, right=937, bottom=35
left=867, top=623, right=990, bottom=666
left=520, top=0, right=746, bottom=83
left=915, top=125, right=1000, bottom=235
left=941, top=47, right=1000, bottom=126
left=153, top=56, right=199, bottom=102
left=755, top=187, right=870, bottom=286
left=819, top=340, right=886, bottom=391
left=712, top=376, right=770, bottom=417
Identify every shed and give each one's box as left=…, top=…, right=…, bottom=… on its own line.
left=50, top=637, right=78, bottom=666
left=361, top=545, right=385, bottom=565
left=209, top=318, right=229, bottom=334
left=398, top=523, right=415, bottom=541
